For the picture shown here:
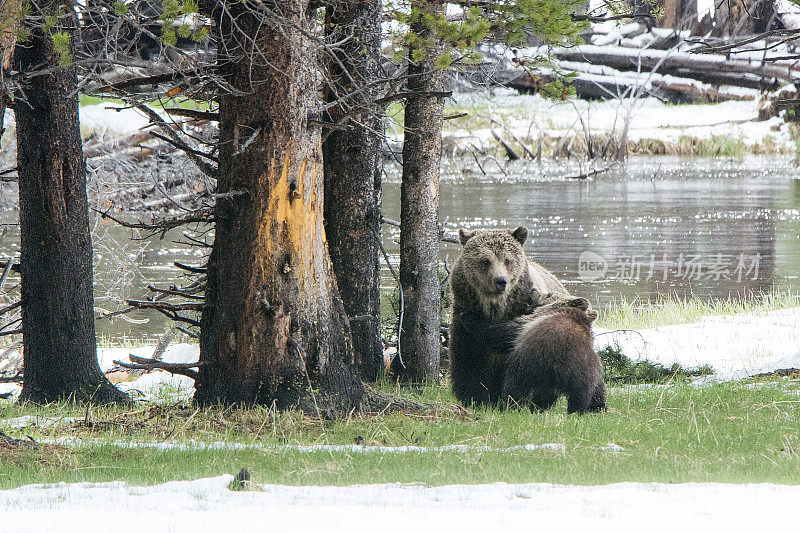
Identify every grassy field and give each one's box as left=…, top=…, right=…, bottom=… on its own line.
left=2, top=376, right=800, bottom=489
left=596, top=290, right=800, bottom=330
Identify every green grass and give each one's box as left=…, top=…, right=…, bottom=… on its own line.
left=673, top=135, right=748, bottom=157
left=596, top=289, right=800, bottom=330
left=2, top=377, right=800, bottom=488
left=79, top=95, right=126, bottom=107
left=78, top=95, right=213, bottom=111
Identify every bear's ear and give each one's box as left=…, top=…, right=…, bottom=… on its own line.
left=510, top=226, right=528, bottom=245
left=458, top=229, right=475, bottom=245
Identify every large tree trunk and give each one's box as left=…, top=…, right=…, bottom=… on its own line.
left=390, top=3, right=445, bottom=382
left=14, top=10, right=127, bottom=404
left=196, top=1, right=364, bottom=413
left=659, top=0, right=698, bottom=30
left=712, top=0, right=776, bottom=36
left=322, top=1, right=383, bottom=382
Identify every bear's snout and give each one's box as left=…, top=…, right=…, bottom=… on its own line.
left=494, top=276, right=508, bottom=292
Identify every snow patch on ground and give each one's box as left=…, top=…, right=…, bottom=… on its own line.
left=0, top=344, right=198, bottom=403
left=1, top=476, right=799, bottom=532
left=100, top=343, right=199, bottom=401
left=595, top=307, right=800, bottom=380
left=78, top=104, right=161, bottom=139
left=32, top=437, right=582, bottom=454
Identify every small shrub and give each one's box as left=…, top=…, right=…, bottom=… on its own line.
left=598, top=344, right=713, bottom=384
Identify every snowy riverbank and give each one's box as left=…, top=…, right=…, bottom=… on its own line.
left=2, top=307, right=799, bottom=402
left=429, top=91, right=795, bottom=157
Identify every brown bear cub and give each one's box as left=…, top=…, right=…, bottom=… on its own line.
left=449, top=226, right=575, bottom=407
left=501, top=299, right=606, bottom=414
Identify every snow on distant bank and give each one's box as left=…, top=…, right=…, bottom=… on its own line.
left=0, top=344, right=199, bottom=403
left=78, top=104, right=153, bottom=138
left=595, top=307, right=800, bottom=380
left=99, top=343, right=198, bottom=400
left=97, top=343, right=199, bottom=372
left=1, top=476, right=798, bottom=533
left=776, top=0, right=800, bottom=30
left=438, top=92, right=790, bottom=151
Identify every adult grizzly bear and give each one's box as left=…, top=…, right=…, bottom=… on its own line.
left=501, top=300, right=606, bottom=414
left=449, top=227, right=578, bottom=407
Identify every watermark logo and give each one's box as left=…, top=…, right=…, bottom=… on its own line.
left=578, top=251, right=608, bottom=282
left=577, top=252, right=762, bottom=283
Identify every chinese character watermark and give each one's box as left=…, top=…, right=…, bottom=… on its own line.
left=577, top=252, right=762, bottom=283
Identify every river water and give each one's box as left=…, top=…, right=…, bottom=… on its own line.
left=383, top=156, right=800, bottom=308
left=0, top=156, right=798, bottom=344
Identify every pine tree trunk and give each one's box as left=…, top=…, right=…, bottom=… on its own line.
left=322, top=1, right=383, bottom=382
left=391, top=4, right=445, bottom=382
left=712, top=0, right=757, bottom=36
left=196, top=1, right=364, bottom=413
left=14, top=13, right=127, bottom=404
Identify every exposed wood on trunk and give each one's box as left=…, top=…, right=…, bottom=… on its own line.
left=13, top=6, right=128, bottom=404
left=323, top=0, right=383, bottom=382
left=391, top=2, right=445, bottom=382
left=196, top=0, right=363, bottom=414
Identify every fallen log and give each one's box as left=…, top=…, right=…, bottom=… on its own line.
left=112, top=353, right=204, bottom=379
left=590, top=22, right=648, bottom=46
left=510, top=60, right=756, bottom=103
left=83, top=131, right=153, bottom=159
left=548, top=44, right=798, bottom=85
left=562, top=60, right=756, bottom=101
left=134, top=191, right=196, bottom=211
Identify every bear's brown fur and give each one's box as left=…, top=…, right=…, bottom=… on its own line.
left=449, top=227, right=578, bottom=406
left=500, top=300, right=605, bottom=414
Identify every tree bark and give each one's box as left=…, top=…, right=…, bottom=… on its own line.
left=14, top=10, right=128, bottom=404
left=196, top=1, right=364, bottom=414
left=391, top=3, right=445, bottom=382
left=659, top=0, right=697, bottom=30
left=322, top=0, right=383, bottom=382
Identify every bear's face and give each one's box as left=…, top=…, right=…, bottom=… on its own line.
left=458, top=227, right=529, bottom=300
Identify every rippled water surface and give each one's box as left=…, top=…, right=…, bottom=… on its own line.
left=382, top=156, right=800, bottom=308
left=1, top=156, right=799, bottom=343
